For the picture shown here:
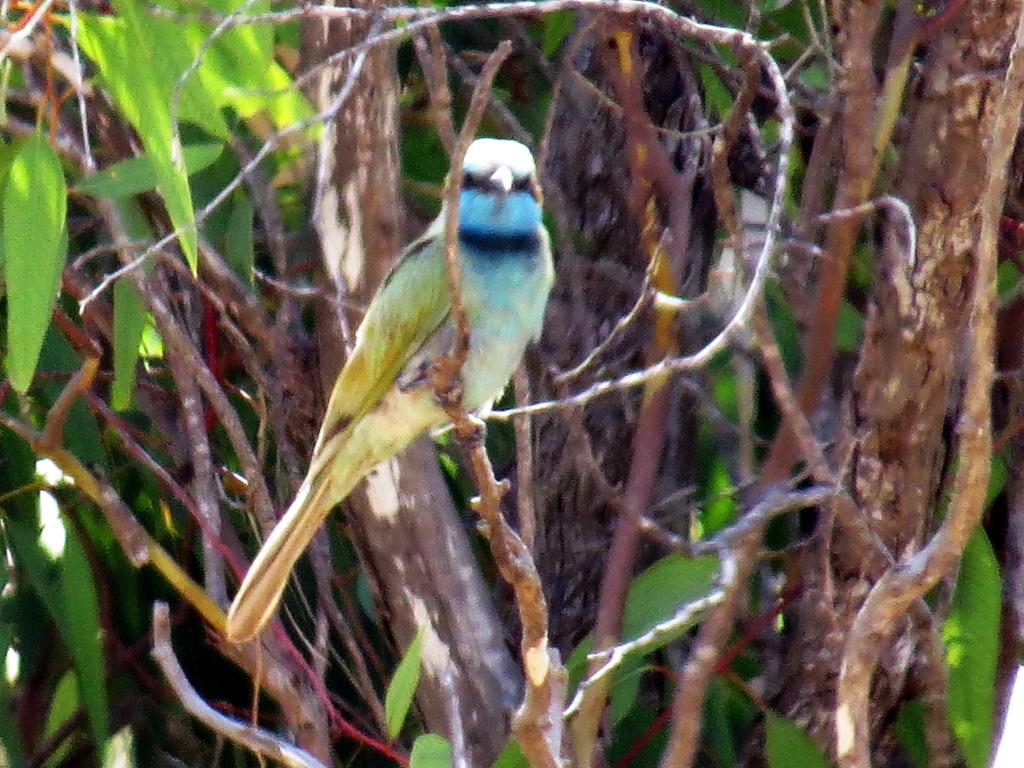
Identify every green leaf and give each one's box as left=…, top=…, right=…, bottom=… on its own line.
left=2, top=131, right=67, bottom=393
left=704, top=679, right=733, bottom=768
left=193, top=7, right=313, bottom=131
left=800, top=63, right=830, bottom=92
left=60, top=524, right=109, bottom=748
left=0, top=138, right=18, bottom=271
left=43, top=672, right=80, bottom=766
left=110, top=200, right=154, bottom=411
left=542, top=11, right=575, bottom=56
left=836, top=300, right=864, bottom=352
left=0, top=623, right=25, bottom=766
left=37, top=326, right=107, bottom=467
left=701, top=453, right=738, bottom=535
left=986, top=455, right=1008, bottom=510
left=490, top=740, right=528, bottom=768
left=766, top=279, right=802, bottom=376
left=410, top=734, right=452, bottom=768
left=693, top=0, right=746, bottom=26
left=766, top=712, right=831, bottom=768
left=78, top=4, right=203, bottom=270
left=75, top=143, right=224, bottom=199
left=703, top=676, right=758, bottom=768
left=385, top=628, right=424, bottom=738
left=5, top=512, right=108, bottom=749
left=622, top=553, right=719, bottom=645
left=224, top=191, right=255, bottom=285
left=112, top=278, right=146, bottom=410
left=608, top=655, right=645, bottom=726
left=895, top=699, right=929, bottom=768
left=698, top=63, right=732, bottom=118
left=944, top=528, right=1000, bottom=768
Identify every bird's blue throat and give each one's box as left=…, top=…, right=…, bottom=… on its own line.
left=458, top=188, right=541, bottom=258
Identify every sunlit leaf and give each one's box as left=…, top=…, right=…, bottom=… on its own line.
left=2, top=131, right=67, bottom=393
left=698, top=63, right=732, bottom=117
left=78, top=4, right=205, bottom=270
left=75, top=143, right=224, bottom=199
left=800, top=64, right=830, bottom=91
left=944, top=528, right=1000, bottom=768
left=5, top=514, right=108, bottom=749
left=43, top=672, right=80, bottom=766
left=410, top=733, right=452, bottom=768
left=385, top=628, right=424, bottom=738
left=111, top=200, right=154, bottom=411
left=701, top=455, right=738, bottom=535
left=542, top=11, right=575, bottom=56
left=0, top=137, right=19, bottom=271
left=490, top=739, right=528, bottom=768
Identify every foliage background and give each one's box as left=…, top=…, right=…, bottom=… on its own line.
left=0, top=1, right=1017, bottom=767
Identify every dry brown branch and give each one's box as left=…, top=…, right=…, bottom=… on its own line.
left=310, top=544, right=387, bottom=729
left=94, top=198, right=278, bottom=533
left=166, top=351, right=227, bottom=604
left=833, top=3, right=1024, bottom=764
left=758, top=0, right=884, bottom=486
left=38, top=356, right=99, bottom=451
left=514, top=365, right=538, bottom=553
left=413, top=28, right=456, bottom=155
left=427, top=40, right=566, bottom=768
left=659, top=518, right=761, bottom=767
left=151, top=603, right=327, bottom=768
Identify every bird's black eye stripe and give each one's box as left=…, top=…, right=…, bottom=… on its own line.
left=462, top=172, right=485, bottom=190
left=462, top=171, right=535, bottom=194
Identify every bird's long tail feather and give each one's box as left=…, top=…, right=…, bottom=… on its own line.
left=226, top=460, right=356, bottom=642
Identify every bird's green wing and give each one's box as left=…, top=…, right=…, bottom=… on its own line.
left=311, top=224, right=451, bottom=458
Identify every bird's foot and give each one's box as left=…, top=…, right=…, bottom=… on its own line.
left=429, top=357, right=465, bottom=410
left=455, top=413, right=486, bottom=445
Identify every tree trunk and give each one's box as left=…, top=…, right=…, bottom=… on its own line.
left=301, top=4, right=520, bottom=763
left=778, top=1, right=1023, bottom=760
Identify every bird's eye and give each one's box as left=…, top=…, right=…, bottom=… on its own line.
left=462, top=172, right=484, bottom=190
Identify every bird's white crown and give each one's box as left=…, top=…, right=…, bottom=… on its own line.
left=463, top=138, right=536, bottom=180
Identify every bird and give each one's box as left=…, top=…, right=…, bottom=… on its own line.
left=225, top=138, right=554, bottom=642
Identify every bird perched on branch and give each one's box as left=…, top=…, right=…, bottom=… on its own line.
left=226, top=138, right=554, bottom=642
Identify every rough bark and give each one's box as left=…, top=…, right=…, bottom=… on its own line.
left=779, top=1, right=1022, bottom=759
left=538, top=23, right=715, bottom=652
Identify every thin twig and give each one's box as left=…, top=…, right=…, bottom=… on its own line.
left=413, top=29, right=456, bottom=154
left=67, top=0, right=94, bottom=171
left=514, top=365, right=538, bottom=553
left=151, top=603, right=327, bottom=768
left=429, top=40, right=566, bottom=768
left=38, top=356, right=99, bottom=450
